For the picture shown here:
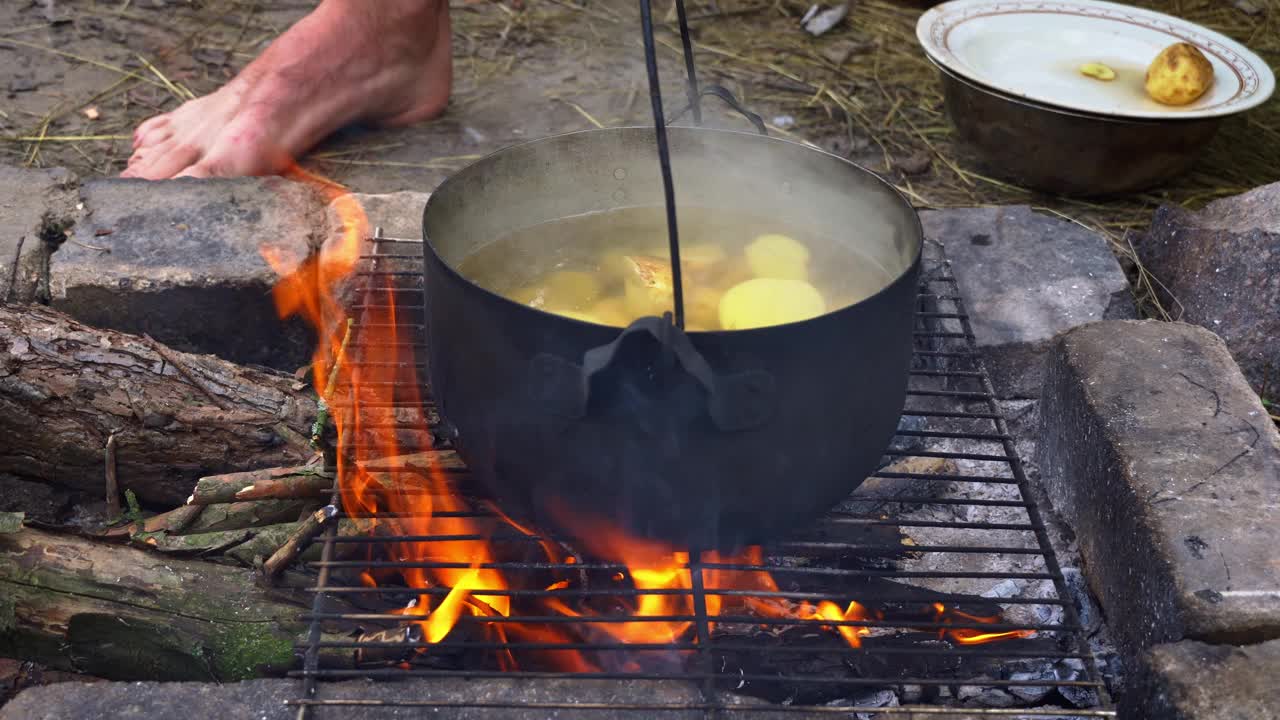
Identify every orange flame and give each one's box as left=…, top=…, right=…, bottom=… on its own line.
left=264, top=167, right=1036, bottom=670
left=932, top=603, right=1036, bottom=645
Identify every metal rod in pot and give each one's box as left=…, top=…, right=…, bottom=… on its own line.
left=638, top=0, right=686, bottom=329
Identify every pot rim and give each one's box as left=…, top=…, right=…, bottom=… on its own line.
left=928, top=55, right=1223, bottom=128
left=421, top=125, right=925, bottom=335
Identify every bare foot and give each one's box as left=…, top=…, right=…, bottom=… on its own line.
left=123, top=0, right=450, bottom=179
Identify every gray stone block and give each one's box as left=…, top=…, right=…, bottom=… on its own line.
left=336, top=191, right=430, bottom=240
left=49, top=177, right=327, bottom=369
left=1128, top=638, right=1280, bottom=720
left=321, top=190, right=429, bottom=305
left=919, top=206, right=1134, bottom=398
left=1133, top=182, right=1280, bottom=395
left=1036, top=320, right=1280, bottom=667
left=0, top=677, right=805, bottom=720
left=0, top=165, right=78, bottom=304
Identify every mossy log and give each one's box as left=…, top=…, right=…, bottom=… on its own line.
left=182, top=498, right=320, bottom=534
left=99, top=504, right=205, bottom=539
left=0, top=527, right=342, bottom=681
left=0, top=305, right=317, bottom=506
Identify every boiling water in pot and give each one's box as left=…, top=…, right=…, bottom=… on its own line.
left=457, top=206, right=895, bottom=331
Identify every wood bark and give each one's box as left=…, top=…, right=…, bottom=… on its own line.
left=189, top=465, right=333, bottom=504
left=0, top=527, right=334, bottom=681
left=182, top=498, right=320, bottom=534
left=100, top=504, right=205, bottom=539
left=0, top=305, right=317, bottom=505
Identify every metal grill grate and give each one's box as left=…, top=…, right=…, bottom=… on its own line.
left=288, top=231, right=1115, bottom=718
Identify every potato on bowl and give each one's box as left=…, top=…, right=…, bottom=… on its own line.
left=1145, top=42, right=1214, bottom=106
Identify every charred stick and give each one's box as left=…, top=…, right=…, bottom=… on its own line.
left=104, top=431, right=121, bottom=518
left=353, top=624, right=426, bottom=667
left=263, top=504, right=338, bottom=580
left=142, top=333, right=230, bottom=410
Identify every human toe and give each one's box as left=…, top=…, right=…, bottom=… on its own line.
left=132, top=114, right=172, bottom=149
left=121, top=139, right=202, bottom=180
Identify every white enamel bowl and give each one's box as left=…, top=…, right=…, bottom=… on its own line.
left=917, top=0, right=1274, bottom=121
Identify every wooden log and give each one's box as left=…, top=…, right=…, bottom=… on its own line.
left=263, top=505, right=337, bottom=580
left=223, top=522, right=320, bottom=567
left=182, top=499, right=320, bottom=534
left=0, top=527, right=342, bottom=681
left=189, top=465, right=332, bottom=505
left=234, top=474, right=333, bottom=501
left=135, top=527, right=256, bottom=555
left=358, top=451, right=466, bottom=474
left=0, top=305, right=317, bottom=506
left=100, top=504, right=205, bottom=539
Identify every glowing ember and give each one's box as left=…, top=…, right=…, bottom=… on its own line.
left=263, top=169, right=1036, bottom=671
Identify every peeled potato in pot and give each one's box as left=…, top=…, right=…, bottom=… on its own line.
left=1145, top=42, right=1214, bottom=106
left=745, top=233, right=811, bottom=281
left=599, top=249, right=637, bottom=285
left=718, top=256, right=754, bottom=289
left=544, top=270, right=603, bottom=308
left=589, top=296, right=632, bottom=327
left=510, top=284, right=547, bottom=308
left=685, top=286, right=724, bottom=331
left=512, top=270, right=603, bottom=312
left=618, top=255, right=726, bottom=329
left=621, top=255, right=675, bottom=318
left=641, top=242, right=729, bottom=283
left=719, top=277, right=826, bottom=330
left=554, top=309, right=606, bottom=324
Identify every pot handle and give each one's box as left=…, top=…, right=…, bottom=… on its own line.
left=529, top=316, right=775, bottom=432
left=667, top=85, right=769, bottom=136
left=698, top=85, right=769, bottom=136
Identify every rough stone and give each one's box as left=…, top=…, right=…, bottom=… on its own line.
left=1036, top=320, right=1280, bottom=667
left=0, top=165, right=79, bottom=304
left=0, top=677, right=808, bottom=720
left=1133, top=182, right=1280, bottom=395
left=321, top=190, right=429, bottom=307
left=332, top=191, right=431, bottom=240
left=919, top=206, right=1134, bottom=398
left=48, top=176, right=327, bottom=369
left=1128, top=638, right=1280, bottom=720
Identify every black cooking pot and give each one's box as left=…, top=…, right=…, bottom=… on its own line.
left=421, top=127, right=922, bottom=550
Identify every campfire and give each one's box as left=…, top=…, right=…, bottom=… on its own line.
left=252, top=169, right=1088, bottom=714
left=0, top=157, right=1108, bottom=716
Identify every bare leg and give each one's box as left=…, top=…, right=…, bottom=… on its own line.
left=123, top=0, right=450, bottom=179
